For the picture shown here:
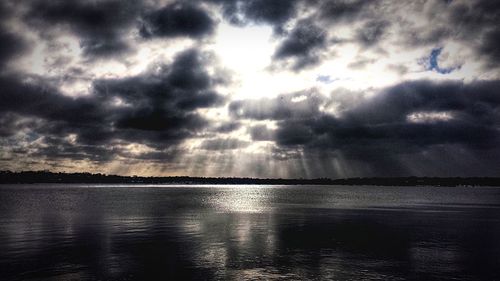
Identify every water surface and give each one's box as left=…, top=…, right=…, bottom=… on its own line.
left=1, top=184, right=499, bottom=280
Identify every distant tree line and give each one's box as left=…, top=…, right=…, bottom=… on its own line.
left=1, top=171, right=500, bottom=186
left=331, top=177, right=500, bottom=187
left=0, top=170, right=336, bottom=185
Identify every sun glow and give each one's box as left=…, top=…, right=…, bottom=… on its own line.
left=211, top=23, right=277, bottom=99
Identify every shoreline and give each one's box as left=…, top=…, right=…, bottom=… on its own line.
left=2, top=171, right=500, bottom=187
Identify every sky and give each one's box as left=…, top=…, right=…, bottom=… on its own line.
left=0, top=0, right=500, bottom=178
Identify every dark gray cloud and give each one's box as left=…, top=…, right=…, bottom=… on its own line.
left=479, top=28, right=500, bottom=67
left=94, top=49, right=224, bottom=135
left=0, top=76, right=105, bottom=125
left=0, top=76, right=116, bottom=163
left=140, top=2, right=214, bottom=39
left=231, top=80, right=500, bottom=176
left=0, top=30, right=26, bottom=71
left=317, top=0, right=377, bottom=23
left=448, top=0, right=500, bottom=36
left=26, top=0, right=141, bottom=58
left=91, top=49, right=225, bottom=146
left=273, top=20, right=327, bottom=70
left=0, top=48, right=226, bottom=163
left=0, top=3, right=27, bottom=70
left=282, top=80, right=500, bottom=149
left=242, top=0, right=298, bottom=26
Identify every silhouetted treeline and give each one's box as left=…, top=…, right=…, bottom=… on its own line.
left=1, top=171, right=499, bottom=186
left=0, top=171, right=333, bottom=185
left=331, top=177, right=500, bottom=187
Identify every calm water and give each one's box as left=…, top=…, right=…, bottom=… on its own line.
left=1, top=185, right=500, bottom=281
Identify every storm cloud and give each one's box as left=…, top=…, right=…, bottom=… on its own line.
left=273, top=20, right=327, bottom=70
left=231, top=80, right=500, bottom=176
left=0, top=48, right=225, bottom=164
left=25, top=0, right=142, bottom=58
left=140, top=2, right=215, bottom=39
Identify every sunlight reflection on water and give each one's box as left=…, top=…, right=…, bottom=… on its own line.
left=206, top=185, right=274, bottom=213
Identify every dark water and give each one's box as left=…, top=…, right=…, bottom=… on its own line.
left=1, top=185, right=500, bottom=281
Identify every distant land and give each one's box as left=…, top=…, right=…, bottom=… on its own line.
left=1, top=171, right=500, bottom=186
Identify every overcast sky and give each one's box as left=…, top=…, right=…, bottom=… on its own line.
left=1, top=0, right=500, bottom=178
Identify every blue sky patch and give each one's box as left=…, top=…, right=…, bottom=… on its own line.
left=316, top=75, right=340, bottom=84
left=425, top=47, right=460, bottom=74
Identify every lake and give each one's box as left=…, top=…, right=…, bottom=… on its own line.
left=1, top=184, right=499, bottom=280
